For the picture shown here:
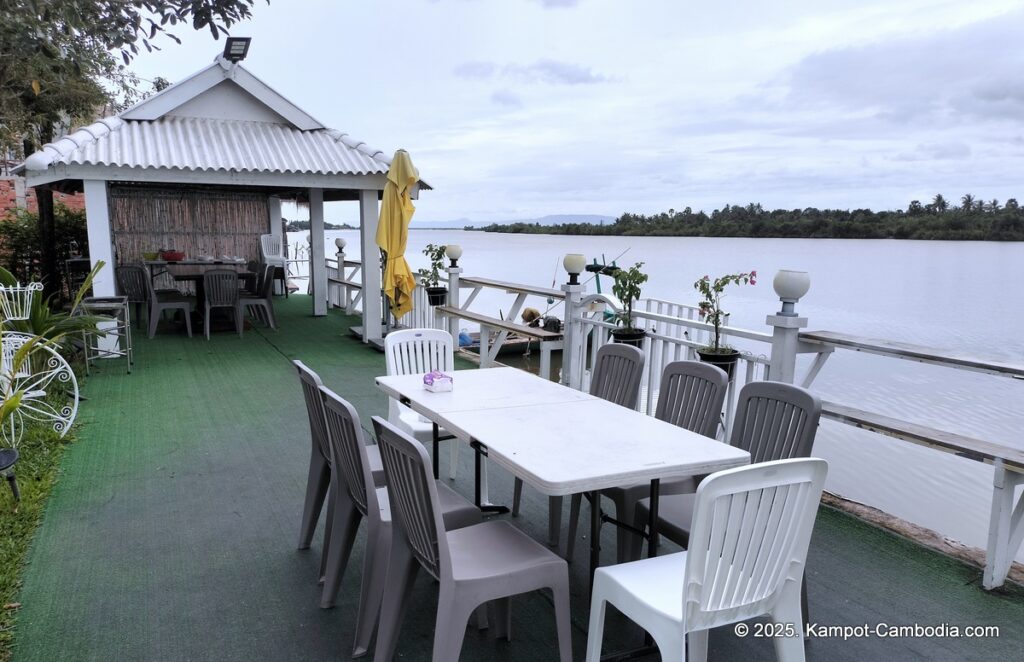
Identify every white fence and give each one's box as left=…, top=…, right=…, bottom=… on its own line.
left=316, top=253, right=1024, bottom=590
left=575, top=304, right=772, bottom=441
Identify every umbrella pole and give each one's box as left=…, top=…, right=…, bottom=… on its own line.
left=380, top=248, right=391, bottom=334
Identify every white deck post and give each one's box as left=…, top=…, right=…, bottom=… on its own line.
left=83, top=180, right=115, bottom=296
left=766, top=314, right=806, bottom=383
left=359, top=189, right=382, bottom=343
left=561, top=281, right=584, bottom=388
left=447, top=263, right=462, bottom=346
left=767, top=270, right=811, bottom=383
left=308, top=188, right=327, bottom=316
left=335, top=244, right=345, bottom=309
left=267, top=196, right=284, bottom=295
left=984, top=460, right=1024, bottom=589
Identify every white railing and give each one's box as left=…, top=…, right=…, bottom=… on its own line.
left=575, top=307, right=772, bottom=440
left=326, top=254, right=364, bottom=315
left=321, top=253, right=1023, bottom=590
left=396, top=275, right=448, bottom=330
left=288, top=243, right=311, bottom=280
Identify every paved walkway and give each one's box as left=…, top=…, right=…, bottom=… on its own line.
left=13, top=296, right=1024, bottom=661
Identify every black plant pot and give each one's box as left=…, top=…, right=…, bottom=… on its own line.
left=426, top=286, right=448, bottom=306
left=611, top=327, right=647, bottom=348
left=697, top=348, right=741, bottom=378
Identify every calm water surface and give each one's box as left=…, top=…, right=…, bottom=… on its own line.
left=294, top=229, right=1024, bottom=562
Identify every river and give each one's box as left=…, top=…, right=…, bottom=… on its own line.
left=290, top=228, right=1024, bottom=562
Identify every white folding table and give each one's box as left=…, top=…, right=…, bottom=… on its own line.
left=375, top=367, right=750, bottom=580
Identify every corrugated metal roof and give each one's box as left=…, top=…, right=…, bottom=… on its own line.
left=23, top=116, right=393, bottom=177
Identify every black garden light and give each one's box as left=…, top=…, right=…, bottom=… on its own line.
left=223, top=37, right=251, bottom=63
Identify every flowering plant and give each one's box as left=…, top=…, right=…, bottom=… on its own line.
left=694, top=270, right=756, bottom=353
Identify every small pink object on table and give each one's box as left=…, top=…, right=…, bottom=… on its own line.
left=423, top=370, right=453, bottom=392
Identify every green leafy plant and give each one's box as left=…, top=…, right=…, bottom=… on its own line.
left=694, top=270, right=756, bottom=353
left=417, top=243, right=448, bottom=288
left=611, top=262, right=648, bottom=332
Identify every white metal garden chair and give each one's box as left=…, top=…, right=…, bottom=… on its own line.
left=585, top=458, right=828, bottom=662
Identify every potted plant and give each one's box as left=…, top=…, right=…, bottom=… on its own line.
left=610, top=262, right=648, bottom=346
left=417, top=243, right=449, bottom=306
left=693, top=270, right=756, bottom=377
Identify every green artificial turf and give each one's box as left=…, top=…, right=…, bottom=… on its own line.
left=8, top=296, right=1023, bottom=661
left=0, top=424, right=76, bottom=661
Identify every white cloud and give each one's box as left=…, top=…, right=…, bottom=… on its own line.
left=116, top=0, right=1024, bottom=222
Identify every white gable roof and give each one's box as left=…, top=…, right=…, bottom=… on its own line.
left=23, top=116, right=390, bottom=176
left=20, top=56, right=430, bottom=192
left=120, top=57, right=323, bottom=130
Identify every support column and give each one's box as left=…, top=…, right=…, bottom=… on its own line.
left=766, top=314, right=807, bottom=383
left=308, top=188, right=327, bottom=316
left=268, top=196, right=285, bottom=295
left=268, top=196, right=283, bottom=238
left=359, top=189, right=382, bottom=343
left=83, top=180, right=114, bottom=296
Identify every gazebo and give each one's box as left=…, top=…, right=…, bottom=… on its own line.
left=20, top=53, right=418, bottom=343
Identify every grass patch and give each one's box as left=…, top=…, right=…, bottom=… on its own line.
left=0, top=425, right=75, bottom=661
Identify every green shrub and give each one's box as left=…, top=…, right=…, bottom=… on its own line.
left=0, top=205, right=89, bottom=285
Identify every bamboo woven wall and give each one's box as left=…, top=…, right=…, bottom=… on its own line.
left=108, top=185, right=269, bottom=263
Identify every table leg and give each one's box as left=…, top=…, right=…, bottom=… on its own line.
left=647, top=478, right=660, bottom=558
left=432, top=422, right=440, bottom=480
left=469, top=440, right=509, bottom=515
left=598, top=480, right=663, bottom=661
left=589, top=490, right=600, bottom=592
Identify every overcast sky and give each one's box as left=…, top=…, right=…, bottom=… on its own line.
left=124, top=0, right=1024, bottom=224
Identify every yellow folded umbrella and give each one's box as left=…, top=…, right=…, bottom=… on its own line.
left=376, top=150, right=419, bottom=318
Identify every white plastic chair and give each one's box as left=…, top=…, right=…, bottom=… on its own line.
left=260, top=234, right=288, bottom=296
left=515, top=342, right=645, bottom=549
left=259, top=233, right=286, bottom=268
left=586, top=458, right=828, bottom=662
left=372, top=416, right=573, bottom=662
left=318, top=386, right=480, bottom=656
left=383, top=328, right=461, bottom=479
left=565, top=359, right=729, bottom=563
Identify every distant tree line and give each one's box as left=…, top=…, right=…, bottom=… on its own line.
left=478, top=194, right=1024, bottom=241
left=285, top=220, right=354, bottom=231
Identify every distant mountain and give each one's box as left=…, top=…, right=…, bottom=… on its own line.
left=411, top=214, right=615, bottom=229
left=410, top=217, right=475, bottom=229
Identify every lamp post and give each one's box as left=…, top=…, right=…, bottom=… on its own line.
left=767, top=270, right=810, bottom=384
left=561, top=254, right=587, bottom=388
left=773, top=269, right=811, bottom=317
left=563, top=254, right=585, bottom=285
left=445, top=244, right=462, bottom=268
left=334, top=238, right=347, bottom=311
left=445, top=245, right=463, bottom=342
